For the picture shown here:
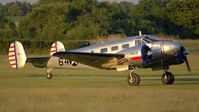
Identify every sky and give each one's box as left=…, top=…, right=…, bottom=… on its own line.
left=0, top=0, right=140, bottom=5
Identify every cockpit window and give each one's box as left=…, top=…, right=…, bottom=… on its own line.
left=135, top=39, right=142, bottom=46
left=143, top=36, right=159, bottom=43
left=143, top=38, right=151, bottom=43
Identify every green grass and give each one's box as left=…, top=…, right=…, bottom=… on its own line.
left=181, top=40, right=199, bottom=54
left=0, top=54, right=199, bottom=112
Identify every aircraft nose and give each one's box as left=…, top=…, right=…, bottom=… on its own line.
left=175, top=44, right=191, bottom=72
left=163, top=41, right=190, bottom=61
left=176, top=45, right=189, bottom=62
left=163, top=41, right=191, bottom=72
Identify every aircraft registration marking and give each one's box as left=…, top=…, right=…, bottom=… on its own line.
left=58, top=58, right=77, bottom=66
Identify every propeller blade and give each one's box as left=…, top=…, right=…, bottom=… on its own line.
left=185, top=56, right=191, bottom=72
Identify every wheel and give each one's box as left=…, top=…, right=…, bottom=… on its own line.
left=161, top=72, right=174, bottom=84
left=46, top=73, right=53, bottom=79
left=127, top=73, right=140, bottom=86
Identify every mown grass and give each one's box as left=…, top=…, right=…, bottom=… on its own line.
left=0, top=54, right=199, bottom=112
left=181, top=39, right=199, bottom=54
left=0, top=39, right=199, bottom=112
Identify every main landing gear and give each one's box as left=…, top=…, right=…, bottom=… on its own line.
left=46, top=68, right=53, bottom=79
left=127, top=66, right=140, bottom=86
left=161, top=67, right=175, bottom=84
left=127, top=66, right=175, bottom=86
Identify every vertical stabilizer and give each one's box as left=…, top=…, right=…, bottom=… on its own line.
left=50, top=41, right=65, bottom=55
left=8, top=41, right=27, bottom=69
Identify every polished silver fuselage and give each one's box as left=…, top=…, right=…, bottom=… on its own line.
left=72, top=36, right=139, bottom=53
left=70, top=35, right=185, bottom=70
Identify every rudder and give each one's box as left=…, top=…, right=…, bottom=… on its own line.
left=8, top=41, right=27, bottom=69
left=50, top=41, right=65, bottom=55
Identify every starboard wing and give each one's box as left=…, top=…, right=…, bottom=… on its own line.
left=53, top=51, right=125, bottom=69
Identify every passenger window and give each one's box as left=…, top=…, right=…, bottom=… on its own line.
left=100, top=48, right=108, bottom=53
left=111, top=46, right=118, bottom=51
left=122, top=44, right=129, bottom=49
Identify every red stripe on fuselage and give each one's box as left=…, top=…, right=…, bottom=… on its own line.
left=132, top=56, right=142, bottom=60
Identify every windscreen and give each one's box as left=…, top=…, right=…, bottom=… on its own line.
left=143, top=36, right=160, bottom=43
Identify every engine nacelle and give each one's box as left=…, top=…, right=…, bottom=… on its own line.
left=127, top=45, right=151, bottom=68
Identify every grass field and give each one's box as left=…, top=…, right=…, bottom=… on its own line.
left=0, top=40, right=199, bottom=112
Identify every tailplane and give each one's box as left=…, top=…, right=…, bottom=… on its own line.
left=8, top=41, right=27, bottom=69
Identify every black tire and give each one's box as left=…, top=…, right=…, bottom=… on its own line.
left=46, top=73, right=53, bottom=79
left=127, top=73, right=140, bottom=86
left=161, top=72, right=174, bottom=84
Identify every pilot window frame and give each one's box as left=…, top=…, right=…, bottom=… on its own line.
left=143, top=38, right=151, bottom=43
left=100, top=48, right=108, bottom=53
left=122, top=44, right=129, bottom=49
left=135, top=39, right=142, bottom=46
left=111, top=46, right=119, bottom=51
left=143, top=36, right=159, bottom=42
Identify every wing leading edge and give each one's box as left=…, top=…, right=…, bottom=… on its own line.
left=53, top=51, right=125, bottom=69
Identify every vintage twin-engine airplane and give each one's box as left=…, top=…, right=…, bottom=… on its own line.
left=8, top=35, right=190, bottom=86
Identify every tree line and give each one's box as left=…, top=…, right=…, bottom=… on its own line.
left=0, top=0, right=199, bottom=41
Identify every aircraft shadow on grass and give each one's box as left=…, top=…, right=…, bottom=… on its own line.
left=27, top=73, right=199, bottom=86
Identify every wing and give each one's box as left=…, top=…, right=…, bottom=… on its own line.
left=53, top=51, right=125, bottom=69
left=26, top=56, right=51, bottom=68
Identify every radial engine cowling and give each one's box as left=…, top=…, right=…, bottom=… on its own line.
left=128, top=45, right=151, bottom=68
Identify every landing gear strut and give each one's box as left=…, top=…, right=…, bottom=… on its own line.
left=161, top=67, right=174, bottom=84
left=127, top=66, right=140, bottom=86
left=46, top=68, right=53, bottom=79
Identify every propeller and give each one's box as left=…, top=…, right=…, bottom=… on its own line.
left=180, top=46, right=191, bottom=73
left=172, top=36, right=191, bottom=73
left=184, top=56, right=191, bottom=72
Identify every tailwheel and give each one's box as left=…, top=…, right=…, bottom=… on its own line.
left=161, top=72, right=174, bottom=84
left=127, top=73, right=140, bottom=86
left=46, top=73, right=53, bottom=79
